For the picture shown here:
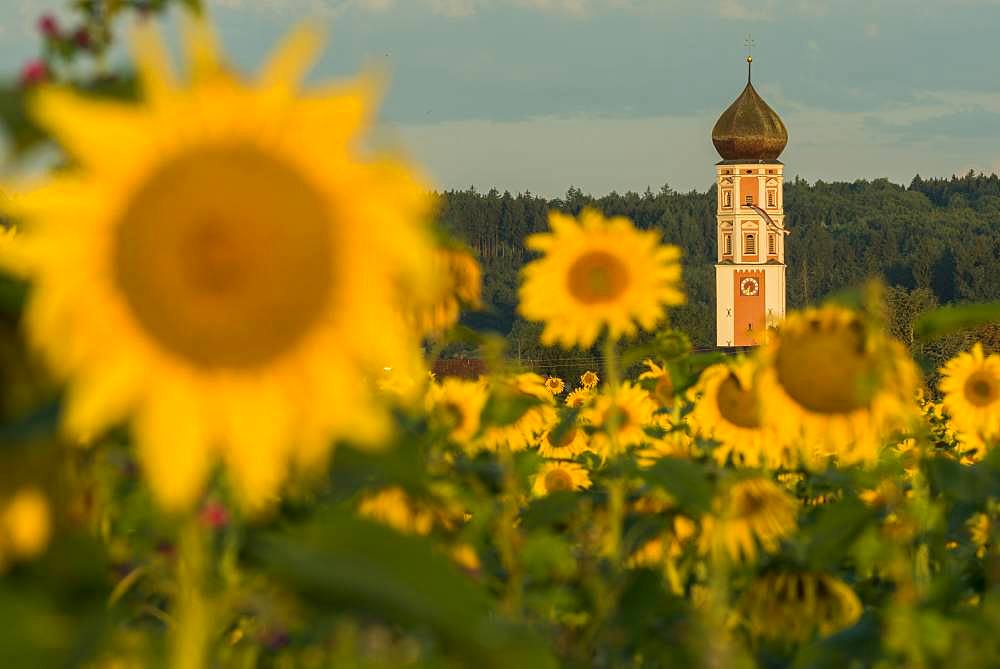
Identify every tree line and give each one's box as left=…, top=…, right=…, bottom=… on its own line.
left=434, top=171, right=1000, bottom=381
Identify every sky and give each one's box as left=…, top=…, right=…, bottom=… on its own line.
left=1, top=0, right=999, bottom=197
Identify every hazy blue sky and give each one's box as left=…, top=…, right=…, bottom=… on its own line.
left=2, top=0, right=999, bottom=196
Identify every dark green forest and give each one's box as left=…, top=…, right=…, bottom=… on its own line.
left=435, top=171, right=1000, bottom=381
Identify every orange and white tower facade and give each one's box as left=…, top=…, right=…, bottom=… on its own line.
left=712, top=54, right=789, bottom=347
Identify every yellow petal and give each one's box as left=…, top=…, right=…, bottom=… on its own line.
left=181, top=15, right=224, bottom=84
left=62, top=352, right=143, bottom=441
left=220, top=383, right=293, bottom=511
left=30, top=88, right=150, bottom=170
left=135, top=384, right=213, bottom=511
left=259, top=23, right=325, bottom=94
left=131, top=23, right=178, bottom=107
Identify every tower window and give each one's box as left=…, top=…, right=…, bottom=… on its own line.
left=744, top=233, right=756, bottom=256
left=745, top=194, right=753, bottom=206
left=723, top=233, right=733, bottom=255
left=723, top=190, right=732, bottom=208
left=768, top=233, right=777, bottom=255
left=767, top=190, right=776, bottom=208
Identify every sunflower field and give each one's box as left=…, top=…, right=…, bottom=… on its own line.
left=2, top=3, right=1000, bottom=668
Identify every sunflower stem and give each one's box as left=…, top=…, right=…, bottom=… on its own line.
left=171, top=515, right=209, bottom=669
left=602, top=335, right=621, bottom=392
left=602, top=335, right=625, bottom=564
left=497, top=446, right=523, bottom=615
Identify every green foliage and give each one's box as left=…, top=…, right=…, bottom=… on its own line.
left=246, top=511, right=556, bottom=669
left=640, top=458, right=713, bottom=515
left=915, top=302, right=1000, bottom=341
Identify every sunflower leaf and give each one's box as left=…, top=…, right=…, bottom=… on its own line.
left=246, top=511, right=556, bottom=668
left=0, top=272, right=27, bottom=317
left=480, top=390, right=541, bottom=428
left=803, top=498, right=878, bottom=569
left=547, top=407, right=581, bottom=447
left=640, top=457, right=712, bottom=515
left=520, top=490, right=582, bottom=530
left=914, top=302, right=1000, bottom=340
left=923, top=455, right=999, bottom=503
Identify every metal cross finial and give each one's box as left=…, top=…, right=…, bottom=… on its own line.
left=745, top=34, right=754, bottom=82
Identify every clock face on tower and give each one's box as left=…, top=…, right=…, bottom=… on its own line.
left=739, top=277, right=760, bottom=296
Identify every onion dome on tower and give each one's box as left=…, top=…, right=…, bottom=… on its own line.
left=712, top=56, right=787, bottom=161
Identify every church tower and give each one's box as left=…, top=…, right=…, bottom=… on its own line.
left=712, top=53, right=788, bottom=347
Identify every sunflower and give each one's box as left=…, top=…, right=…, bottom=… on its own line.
left=426, top=377, right=488, bottom=445
left=538, top=420, right=591, bottom=459
left=544, top=376, right=566, bottom=395
left=757, top=306, right=919, bottom=468
left=519, top=208, right=684, bottom=348
left=584, top=381, right=657, bottom=455
left=1, top=488, right=51, bottom=561
left=481, top=373, right=557, bottom=452
left=580, top=370, right=600, bottom=390
left=408, top=246, right=482, bottom=336
left=940, top=343, right=1000, bottom=460
left=635, top=424, right=695, bottom=468
left=699, top=478, right=797, bottom=563
left=357, top=487, right=434, bottom=536
left=688, top=359, right=791, bottom=469
left=741, top=571, right=862, bottom=640
left=0, top=23, right=434, bottom=510
left=532, top=461, right=592, bottom=497
left=565, top=388, right=593, bottom=408
left=969, top=513, right=990, bottom=558
left=638, top=358, right=676, bottom=409
left=0, top=226, right=25, bottom=277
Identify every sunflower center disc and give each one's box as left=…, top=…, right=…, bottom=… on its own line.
left=441, top=401, right=466, bottom=430
left=716, top=374, right=760, bottom=428
left=567, top=251, right=629, bottom=304
left=654, top=374, right=675, bottom=408
left=964, top=370, right=998, bottom=408
left=113, top=146, right=333, bottom=370
left=547, top=426, right=578, bottom=449
left=774, top=321, right=873, bottom=414
left=734, top=489, right=765, bottom=517
left=545, top=468, right=575, bottom=493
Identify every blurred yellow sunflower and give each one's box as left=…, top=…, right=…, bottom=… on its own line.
left=408, top=246, right=482, bottom=336
left=580, top=370, right=600, bottom=390
left=757, top=306, right=919, bottom=468
left=519, top=209, right=684, bottom=348
left=544, top=376, right=566, bottom=395
left=481, top=373, right=556, bottom=452
left=689, top=360, right=791, bottom=469
left=537, top=420, right=590, bottom=459
left=2, top=488, right=51, bottom=561
left=638, top=359, right=676, bottom=409
left=940, top=343, right=1000, bottom=459
left=741, top=571, right=862, bottom=640
left=426, top=377, right=488, bottom=445
left=565, top=388, right=592, bottom=408
left=585, top=381, right=657, bottom=455
left=0, top=23, right=434, bottom=510
left=532, top=461, right=592, bottom=497
left=969, top=512, right=990, bottom=557
left=700, top=478, right=797, bottom=563
left=358, top=487, right=434, bottom=536
left=0, top=226, right=26, bottom=277
left=635, top=423, right=695, bottom=467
